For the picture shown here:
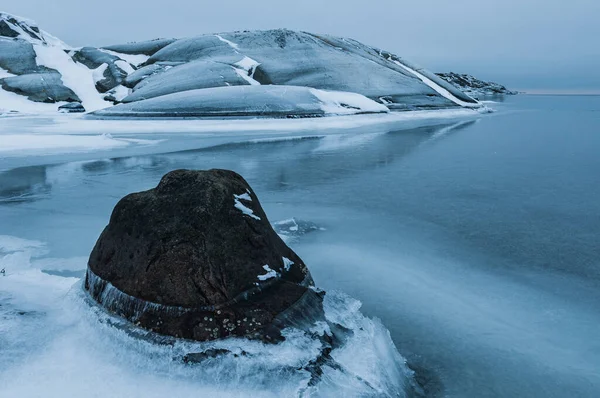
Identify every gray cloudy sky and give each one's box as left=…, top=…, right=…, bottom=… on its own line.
left=5, top=0, right=599, bottom=92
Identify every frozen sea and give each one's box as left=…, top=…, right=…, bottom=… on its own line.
left=1, top=95, right=599, bottom=397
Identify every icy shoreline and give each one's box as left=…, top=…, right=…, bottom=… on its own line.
left=0, top=233, right=415, bottom=397
left=0, top=107, right=485, bottom=170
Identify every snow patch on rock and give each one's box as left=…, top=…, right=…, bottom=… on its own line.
left=310, top=88, right=389, bottom=115
left=233, top=191, right=260, bottom=220
left=391, top=60, right=479, bottom=108
left=257, top=264, right=278, bottom=281
left=215, top=34, right=240, bottom=51
left=282, top=257, right=294, bottom=272
left=99, top=49, right=150, bottom=67
left=233, top=56, right=261, bottom=85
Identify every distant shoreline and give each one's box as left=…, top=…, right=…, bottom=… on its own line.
left=520, top=91, right=600, bottom=96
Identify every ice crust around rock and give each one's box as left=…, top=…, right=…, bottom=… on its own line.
left=0, top=247, right=413, bottom=397
left=0, top=12, right=484, bottom=117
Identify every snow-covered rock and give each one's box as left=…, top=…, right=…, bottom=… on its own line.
left=0, top=38, right=40, bottom=75
left=0, top=11, right=483, bottom=116
left=91, top=85, right=389, bottom=118
left=0, top=11, right=66, bottom=46
left=101, top=38, right=176, bottom=56
left=136, top=30, right=479, bottom=110
left=71, top=47, right=133, bottom=93
left=122, top=58, right=249, bottom=102
left=0, top=72, right=79, bottom=102
left=436, top=72, right=517, bottom=98
left=58, top=101, right=85, bottom=113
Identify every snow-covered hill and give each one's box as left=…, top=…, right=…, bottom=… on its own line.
left=0, top=12, right=484, bottom=117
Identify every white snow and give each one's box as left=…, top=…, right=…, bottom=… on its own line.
left=233, top=56, right=261, bottom=85
left=0, top=12, right=69, bottom=48
left=282, top=257, right=294, bottom=272
left=309, top=88, right=389, bottom=115
left=235, top=56, right=260, bottom=72
left=107, top=85, right=131, bottom=102
left=234, top=68, right=260, bottom=86
left=92, top=63, right=108, bottom=83
left=115, top=60, right=135, bottom=75
left=257, top=264, right=278, bottom=281
left=233, top=192, right=260, bottom=220
left=99, top=49, right=150, bottom=66
left=392, top=60, right=479, bottom=108
left=215, top=34, right=240, bottom=51
left=33, top=45, right=112, bottom=111
left=0, top=66, right=15, bottom=79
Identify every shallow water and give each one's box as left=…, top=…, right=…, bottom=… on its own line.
left=1, top=96, right=599, bottom=397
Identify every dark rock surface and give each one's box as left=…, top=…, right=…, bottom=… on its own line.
left=85, top=169, right=323, bottom=342
left=0, top=72, right=80, bottom=103
left=58, top=102, right=85, bottom=113
left=436, top=72, right=517, bottom=98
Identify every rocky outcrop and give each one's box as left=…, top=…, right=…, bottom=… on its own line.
left=126, top=29, right=477, bottom=109
left=101, top=38, right=177, bottom=56
left=85, top=169, right=324, bottom=342
left=123, top=63, right=173, bottom=89
left=0, top=72, right=80, bottom=102
left=436, top=72, right=517, bottom=98
left=58, top=102, right=85, bottom=113
left=0, top=38, right=39, bottom=75
left=0, top=11, right=63, bottom=45
left=1, top=11, right=482, bottom=114
left=71, top=47, right=131, bottom=93
left=122, top=59, right=251, bottom=102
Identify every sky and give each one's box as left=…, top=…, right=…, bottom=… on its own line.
left=4, top=0, right=599, bottom=92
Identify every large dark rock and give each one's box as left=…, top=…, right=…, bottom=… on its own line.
left=85, top=169, right=323, bottom=342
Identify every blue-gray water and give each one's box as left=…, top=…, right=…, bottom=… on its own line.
left=1, top=95, right=599, bottom=397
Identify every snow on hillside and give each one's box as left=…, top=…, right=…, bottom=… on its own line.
left=33, top=45, right=112, bottom=111
left=0, top=12, right=486, bottom=117
left=0, top=11, right=67, bottom=47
